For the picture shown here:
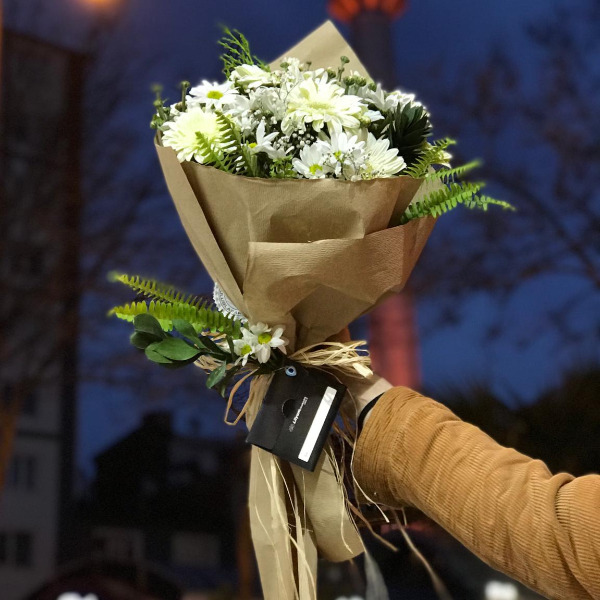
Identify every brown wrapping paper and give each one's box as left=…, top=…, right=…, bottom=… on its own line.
left=155, top=21, right=440, bottom=599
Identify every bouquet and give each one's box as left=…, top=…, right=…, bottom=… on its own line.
left=111, top=21, right=512, bottom=599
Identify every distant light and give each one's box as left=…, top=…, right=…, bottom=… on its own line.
left=57, top=593, right=99, bottom=600
left=328, top=0, right=408, bottom=23
left=485, top=581, right=519, bottom=600
left=78, top=0, right=115, bottom=5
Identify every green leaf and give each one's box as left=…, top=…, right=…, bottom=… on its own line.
left=206, top=361, right=228, bottom=389
left=130, top=331, right=159, bottom=350
left=218, top=364, right=241, bottom=397
left=145, top=343, right=174, bottom=364
left=152, top=337, right=201, bottom=361
left=197, top=334, right=226, bottom=356
left=226, top=336, right=235, bottom=357
left=133, top=314, right=166, bottom=340
left=173, top=319, right=201, bottom=343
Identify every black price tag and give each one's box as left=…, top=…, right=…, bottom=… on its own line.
left=246, top=361, right=346, bottom=471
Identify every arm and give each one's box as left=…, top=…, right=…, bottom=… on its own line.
left=354, top=386, right=600, bottom=600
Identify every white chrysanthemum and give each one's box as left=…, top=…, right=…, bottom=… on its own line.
left=188, top=80, right=238, bottom=109
left=282, top=74, right=366, bottom=135
left=233, top=328, right=258, bottom=366
left=317, top=132, right=366, bottom=179
left=233, top=323, right=288, bottom=365
left=292, top=144, right=331, bottom=179
left=230, top=64, right=274, bottom=89
left=249, top=121, right=287, bottom=159
left=386, top=89, right=424, bottom=111
left=360, top=133, right=406, bottom=178
left=249, top=323, right=287, bottom=364
left=249, top=86, right=287, bottom=121
left=358, top=84, right=423, bottom=114
left=161, top=106, right=225, bottom=163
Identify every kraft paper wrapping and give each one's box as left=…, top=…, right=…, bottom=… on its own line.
left=155, top=21, right=439, bottom=599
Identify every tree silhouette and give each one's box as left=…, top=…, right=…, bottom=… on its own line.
left=411, top=0, right=599, bottom=355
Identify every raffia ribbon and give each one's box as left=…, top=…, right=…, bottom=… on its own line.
left=196, top=341, right=371, bottom=600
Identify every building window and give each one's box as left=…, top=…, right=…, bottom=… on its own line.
left=0, top=532, right=34, bottom=568
left=8, top=455, right=37, bottom=491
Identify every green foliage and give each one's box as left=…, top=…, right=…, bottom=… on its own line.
left=110, top=273, right=206, bottom=308
left=400, top=148, right=514, bottom=222
left=150, top=84, right=171, bottom=130
left=215, top=112, right=259, bottom=176
left=218, top=27, right=267, bottom=77
left=403, top=138, right=456, bottom=179
left=426, top=160, right=482, bottom=183
left=129, top=313, right=241, bottom=396
left=109, top=274, right=242, bottom=338
left=400, top=180, right=515, bottom=224
left=195, top=130, right=235, bottom=172
left=372, top=102, right=432, bottom=167
left=269, top=156, right=296, bottom=179
left=109, top=300, right=242, bottom=337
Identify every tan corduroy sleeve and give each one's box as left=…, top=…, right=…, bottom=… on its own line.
left=354, top=387, right=600, bottom=600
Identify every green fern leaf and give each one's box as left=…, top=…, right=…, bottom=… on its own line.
left=426, top=160, right=482, bottom=183
left=109, top=300, right=242, bottom=337
left=215, top=111, right=259, bottom=177
left=404, top=138, right=456, bottom=178
left=400, top=180, right=515, bottom=223
left=110, top=273, right=206, bottom=308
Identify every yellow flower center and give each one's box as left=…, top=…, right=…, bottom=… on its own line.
left=257, top=333, right=272, bottom=344
left=240, top=344, right=253, bottom=355
left=309, top=164, right=322, bottom=175
left=249, top=142, right=257, bottom=148
left=207, top=90, right=224, bottom=100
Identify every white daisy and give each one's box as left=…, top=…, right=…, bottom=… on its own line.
left=360, top=133, right=406, bottom=178
left=292, top=144, right=332, bottom=179
left=249, top=121, right=287, bottom=159
left=282, top=74, right=366, bottom=135
left=188, top=80, right=238, bottom=109
left=317, top=132, right=366, bottom=179
left=248, top=323, right=287, bottom=364
left=161, top=106, right=225, bottom=163
left=233, top=328, right=258, bottom=367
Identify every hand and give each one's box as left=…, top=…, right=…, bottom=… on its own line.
left=328, top=328, right=392, bottom=421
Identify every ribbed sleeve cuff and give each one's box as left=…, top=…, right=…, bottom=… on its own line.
left=354, top=386, right=421, bottom=508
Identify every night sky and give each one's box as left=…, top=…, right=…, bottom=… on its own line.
left=8, top=0, right=598, bottom=473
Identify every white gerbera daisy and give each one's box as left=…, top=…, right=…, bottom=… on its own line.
left=161, top=106, right=225, bottom=163
left=282, top=74, right=366, bottom=135
left=188, top=80, right=238, bottom=109
left=361, top=133, right=406, bottom=178
left=292, top=144, right=331, bottom=179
